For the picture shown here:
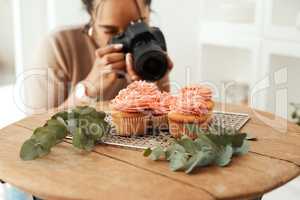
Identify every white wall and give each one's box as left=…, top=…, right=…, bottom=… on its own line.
left=0, top=0, right=15, bottom=83
left=12, top=0, right=89, bottom=72
left=152, top=0, right=202, bottom=92
left=47, top=0, right=89, bottom=31
left=14, top=0, right=48, bottom=70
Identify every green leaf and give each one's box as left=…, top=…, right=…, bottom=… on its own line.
left=143, top=148, right=152, bottom=157
left=234, top=141, right=250, bottom=155
left=89, top=123, right=104, bottom=140
left=205, top=133, right=247, bottom=148
left=184, top=150, right=216, bottom=174
left=84, top=139, right=96, bottom=151
left=184, top=152, right=202, bottom=174
left=72, top=106, right=105, bottom=119
left=72, top=128, right=87, bottom=150
left=73, top=106, right=92, bottom=114
left=72, top=128, right=97, bottom=151
left=145, top=125, right=251, bottom=174
left=66, top=119, right=78, bottom=134
left=215, top=146, right=233, bottom=167
left=149, top=146, right=165, bottom=161
left=52, top=111, right=69, bottom=121
left=46, top=119, right=64, bottom=127
left=231, top=134, right=247, bottom=147
left=81, top=108, right=106, bottom=120
left=32, top=127, right=57, bottom=149
left=35, top=144, right=51, bottom=158
left=165, top=143, right=186, bottom=161
left=178, top=136, right=198, bottom=154
left=20, top=139, right=40, bottom=161
left=20, top=106, right=109, bottom=160
left=169, top=151, right=188, bottom=171
left=195, top=134, right=218, bottom=152
left=46, top=119, right=68, bottom=140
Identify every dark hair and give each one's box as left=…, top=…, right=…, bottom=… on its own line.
left=82, top=0, right=152, bottom=15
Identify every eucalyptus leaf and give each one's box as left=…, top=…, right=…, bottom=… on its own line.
left=184, top=152, right=203, bottom=174
left=205, top=132, right=246, bottom=148
left=80, top=107, right=106, bottom=120
left=165, top=143, right=186, bottom=161
left=20, top=106, right=109, bottom=160
left=66, top=119, right=78, bottom=135
left=149, top=146, right=165, bottom=161
left=84, top=139, right=96, bottom=151
left=72, top=128, right=87, bottom=150
left=20, top=139, right=40, bottom=161
left=184, top=150, right=216, bottom=174
left=178, top=136, right=198, bottom=154
left=169, top=151, right=188, bottom=171
left=215, top=146, right=233, bottom=167
left=143, top=148, right=152, bottom=157
left=32, top=127, right=57, bottom=149
left=145, top=126, right=251, bottom=174
left=234, top=141, right=250, bottom=156
left=35, top=144, right=51, bottom=158
left=52, top=111, right=69, bottom=121
left=46, top=120, right=68, bottom=140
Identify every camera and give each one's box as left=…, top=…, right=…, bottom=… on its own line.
left=110, top=21, right=168, bottom=81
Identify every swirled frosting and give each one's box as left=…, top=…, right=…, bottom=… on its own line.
left=171, top=85, right=213, bottom=115
left=111, top=81, right=161, bottom=113
left=150, top=92, right=177, bottom=115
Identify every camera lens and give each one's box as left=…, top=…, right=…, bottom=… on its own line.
left=143, top=59, right=161, bottom=76
left=134, top=50, right=168, bottom=81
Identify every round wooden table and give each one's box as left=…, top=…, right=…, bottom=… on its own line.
left=0, top=102, right=299, bottom=200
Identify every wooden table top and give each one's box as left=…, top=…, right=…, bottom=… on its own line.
left=0, top=102, right=300, bottom=200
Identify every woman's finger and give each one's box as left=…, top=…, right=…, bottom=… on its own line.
left=126, top=53, right=140, bottom=81
left=101, top=53, right=125, bottom=65
left=108, top=60, right=126, bottom=71
left=95, top=44, right=123, bottom=57
left=166, top=53, right=174, bottom=70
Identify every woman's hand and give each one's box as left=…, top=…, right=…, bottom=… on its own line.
left=84, top=44, right=127, bottom=97
left=84, top=44, right=174, bottom=97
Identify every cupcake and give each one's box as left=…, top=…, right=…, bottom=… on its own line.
left=168, top=85, right=214, bottom=139
left=111, top=81, right=161, bottom=136
left=150, top=92, right=177, bottom=132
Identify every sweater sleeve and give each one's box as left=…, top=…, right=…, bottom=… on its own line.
left=24, top=33, right=70, bottom=114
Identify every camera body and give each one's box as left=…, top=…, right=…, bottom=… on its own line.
left=110, top=21, right=168, bottom=81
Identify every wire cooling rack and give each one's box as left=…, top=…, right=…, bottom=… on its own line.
left=101, top=111, right=250, bottom=150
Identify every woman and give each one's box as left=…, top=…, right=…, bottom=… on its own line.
left=27, top=0, right=172, bottom=112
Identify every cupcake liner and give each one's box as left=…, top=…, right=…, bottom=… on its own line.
left=152, top=114, right=169, bottom=132
left=111, top=113, right=151, bottom=136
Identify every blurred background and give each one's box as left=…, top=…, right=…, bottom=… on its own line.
left=0, top=0, right=300, bottom=199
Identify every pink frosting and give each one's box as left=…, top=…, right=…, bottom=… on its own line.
left=111, top=81, right=161, bottom=113
left=150, top=92, right=177, bottom=115
left=171, top=85, right=213, bottom=115
left=111, top=82, right=212, bottom=115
